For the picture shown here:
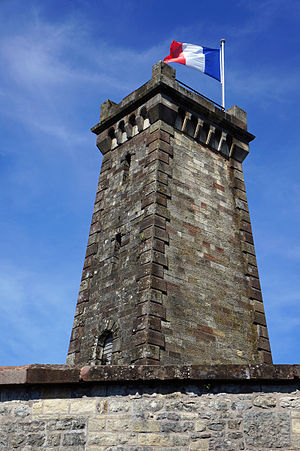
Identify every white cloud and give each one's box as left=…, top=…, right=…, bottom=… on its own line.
left=0, top=11, right=167, bottom=150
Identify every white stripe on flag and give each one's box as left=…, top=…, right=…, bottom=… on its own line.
left=182, top=43, right=205, bottom=73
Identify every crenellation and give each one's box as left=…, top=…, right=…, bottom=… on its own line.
left=95, top=94, right=251, bottom=172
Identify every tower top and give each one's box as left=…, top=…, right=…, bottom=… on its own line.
left=92, top=61, right=253, bottom=163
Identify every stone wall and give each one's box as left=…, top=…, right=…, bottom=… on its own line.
left=1, top=364, right=300, bottom=450
left=162, top=125, right=265, bottom=364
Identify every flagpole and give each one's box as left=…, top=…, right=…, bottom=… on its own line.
left=220, top=39, right=225, bottom=110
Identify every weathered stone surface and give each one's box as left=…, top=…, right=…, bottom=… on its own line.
left=0, top=377, right=300, bottom=450
left=62, top=432, right=86, bottom=446
left=244, top=411, right=290, bottom=447
left=1, top=363, right=300, bottom=385
left=253, top=394, right=277, bottom=408
left=280, top=396, right=300, bottom=409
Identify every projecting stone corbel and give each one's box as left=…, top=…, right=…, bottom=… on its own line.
left=136, top=115, right=144, bottom=132
left=115, top=129, right=123, bottom=145
left=111, top=136, right=118, bottom=150
left=182, top=112, right=192, bottom=134
left=218, top=131, right=231, bottom=158
left=194, top=118, right=204, bottom=140
left=125, top=123, right=133, bottom=139
left=143, top=117, right=150, bottom=129
left=206, top=125, right=216, bottom=147
left=115, top=121, right=127, bottom=145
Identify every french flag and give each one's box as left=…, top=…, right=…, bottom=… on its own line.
left=164, top=41, right=221, bottom=82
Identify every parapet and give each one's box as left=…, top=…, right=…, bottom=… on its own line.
left=92, top=61, right=254, bottom=163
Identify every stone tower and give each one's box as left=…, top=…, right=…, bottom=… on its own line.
left=67, top=61, right=272, bottom=366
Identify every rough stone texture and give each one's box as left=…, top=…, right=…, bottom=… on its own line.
left=162, top=131, right=261, bottom=364
left=66, top=61, right=271, bottom=366
left=0, top=375, right=300, bottom=450
left=2, top=364, right=300, bottom=385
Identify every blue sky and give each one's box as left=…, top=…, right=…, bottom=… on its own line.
left=1, top=0, right=299, bottom=366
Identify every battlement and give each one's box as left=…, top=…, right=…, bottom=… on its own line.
left=93, top=61, right=253, bottom=162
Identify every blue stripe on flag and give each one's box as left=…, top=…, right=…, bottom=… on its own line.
left=203, top=47, right=221, bottom=82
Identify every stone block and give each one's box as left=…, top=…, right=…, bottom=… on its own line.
left=253, top=395, right=276, bottom=408
left=280, top=397, right=300, bottom=409
left=152, top=60, right=176, bottom=79
left=148, top=139, right=173, bottom=156
left=88, top=432, right=118, bottom=446
left=133, top=419, right=160, bottom=432
left=138, top=432, right=171, bottom=446
left=147, top=129, right=171, bottom=145
left=88, top=416, right=105, bottom=431
left=106, top=417, right=132, bottom=431
left=43, top=399, right=69, bottom=414
left=46, top=432, right=61, bottom=447
left=31, top=401, right=43, bottom=415
left=69, top=399, right=97, bottom=414
left=190, top=438, right=209, bottom=450
left=292, top=419, right=300, bottom=434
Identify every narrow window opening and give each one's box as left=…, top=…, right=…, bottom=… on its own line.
left=113, top=232, right=122, bottom=265
left=122, top=153, right=131, bottom=183
left=140, top=107, right=147, bottom=119
left=129, top=114, right=136, bottom=126
left=115, top=232, right=122, bottom=248
left=213, top=129, right=222, bottom=151
left=108, top=127, right=117, bottom=149
left=226, top=134, right=233, bottom=150
left=200, top=122, right=210, bottom=143
left=220, top=134, right=232, bottom=158
left=108, top=127, right=115, bottom=140
left=125, top=153, right=131, bottom=167
left=175, top=108, right=185, bottom=131
left=101, top=333, right=113, bottom=365
left=117, top=120, right=126, bottom=144
left=187, top=114, right=197, bottom=137
left=96, top=331, right=113, bottom=365
left=118, top=120, right=125, bottom=132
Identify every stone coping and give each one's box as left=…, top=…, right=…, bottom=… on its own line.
left=0, top=364, right=299, bottom=386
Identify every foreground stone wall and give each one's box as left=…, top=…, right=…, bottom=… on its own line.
left=2, top=384, right=300, bottom=450
left=1, top=364, right=300, bottom=450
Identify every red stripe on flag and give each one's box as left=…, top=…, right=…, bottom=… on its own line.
left=164, top=41, right=186, bottom=65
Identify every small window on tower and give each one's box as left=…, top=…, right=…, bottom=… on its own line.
left=115, top=232, right=122, bottom=248
left=97, top=332, right=113, bottom=365
left=125, top=153, right=131, bottom=167
left=122, top=153, right=131, bottom=183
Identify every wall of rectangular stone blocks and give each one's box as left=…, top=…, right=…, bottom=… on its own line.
left=1, top=380, right=300, bottom=450
left=163, top=129, right=260, bottom=364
